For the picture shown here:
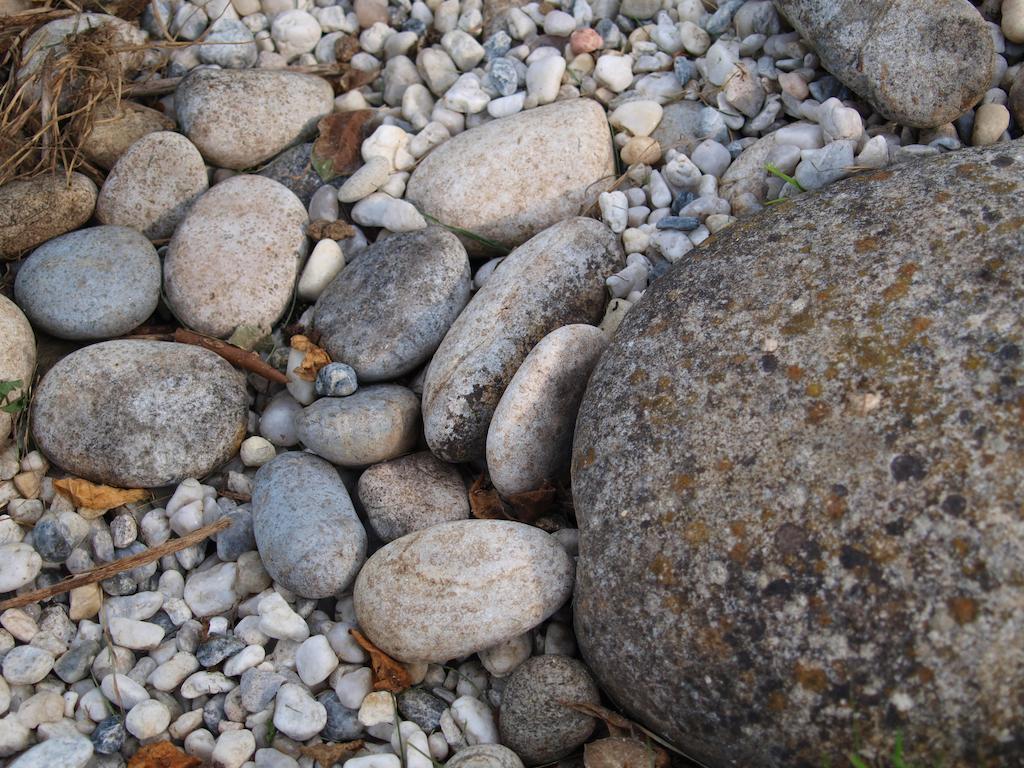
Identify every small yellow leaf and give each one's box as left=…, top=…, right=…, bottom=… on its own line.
left=290, top=334, right=332, bottom=382
left=53, top=478, right=149, bottom=512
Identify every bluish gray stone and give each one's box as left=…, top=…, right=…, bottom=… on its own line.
left=54, top=641, right=100, bottom=684
left=398, top=688, right=447, bottom=732
left=317, top=691, right=363, bottom=740
left=31, top=515, right=75, bottom=562
left=315, top=362, right=358, bottom=397
left=90, top=716, right=124, bottom=755
left=240, top=668, right=285, bottom=712
left=197, top=635, right=246, bottom=667
left=216, top=509, right=256, bottom=562
left=488, top=57, right=519, bottom=96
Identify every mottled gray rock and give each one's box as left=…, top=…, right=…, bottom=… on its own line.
left=32, top=340, right=248, bottom=487
left=423, top=217, right=623, bottom=463
left=487, top=324, right=607, bottom=497
left=354, top=520, right=574, bottom=662
left=176, top=69, right=334, bottom=170
left=650, top=101, right=726, bottom=156
left=164, top=175, right=308, bottom=338
left=314, top=228, right=471, bottom=382
left=405, top=100, right=615, bottom=254
left=357, top=451, right=469, bottom=542
left=775, top=0, right=993, bottom=128
left=258, top=143, right=343, bottom=206
left=0, top=173, right=96, bottom=258
left=446, top=744, right=525, bottom=768
left=296, top=385, right=420, bottom=467
left=9, top=736, right=93, bottom=768
left=14, top=226, right=161, bottom=340
left=397, top=688, right=447, bottom=732
left=318, top=691, right=363, bottom=741
left=0, top=295, right=34, bottom=448
left=499, top=655, right=600, bottom=765
left=572, top=143, right=1024, bottom=766
left=252, top=452, right=367, bottom=598
left=96, top=131, right=208, bottom=240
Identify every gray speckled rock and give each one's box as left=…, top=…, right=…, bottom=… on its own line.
left=252, top=452, right=367, bottom=598
left=164, top=175, right=308, bottom=338
left=650, top=100, right=719, bottom=157
left=423, top=217, right=623, bottom=463
left=15, top=226, right=161, bottom=340
left=397, top=688, right=448, bottom=732
left=32, top=340, right=248, bottom=487
left=499, top=655, right=600, bottom=765
left=176, top=69, right=334, bottom=170
left=447, top=745, right=525, bottom=768
left=297, top=385, right=420, bottom=468
left=487, top=324, right=607, bottom=497
left=354, top=520, right=574, bottom=662
left=357, top=451, right=469, bottom=542
left=0, top=296, right=34, bottom=448
left=96, top=131, right=208, bottom=240
left=572, top=143, right=1024, bottom=766
left=775, top=0, right=992, bottom=128
left=313, top=228, right=471, bottom=382
left=405, top=99, right=615, bottom=254
left=9, top=736, right=93, bottom=768
left=0, top=173, right=96, bottom=258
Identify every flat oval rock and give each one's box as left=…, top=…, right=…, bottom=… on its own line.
left=0, top=173, right=96, bottom=258
left=80, top=99, right=175, bottom=171
left=572, top=143, right=1024, bottom=766
left=96, top=131, right=209, bottom=240
left=164, top=175, right=308, bottom=338
left=175, top=69, right=334, bottom=170
left=354, top=519, right=574, bottom=662
left=15, top=226, right=161, bottom=340
left=0, top=295, right=34, bottom=448
left=423, top=217, right=623, bottom=463
left=32, top=340, right=248, bottom=487
left=313, top=227, right=471, bottom=382
left=296, top=384, right=420, bottom=467
left=252, top=452, right=367, bottom=598
left=405, top=99, right=615, bottom=254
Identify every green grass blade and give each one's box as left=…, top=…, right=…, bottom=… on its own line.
left=766, top=162, right=806, bottom=192
left=848, top=754, right=870, bottom=768
left=419, top=212, right=512, bottom=255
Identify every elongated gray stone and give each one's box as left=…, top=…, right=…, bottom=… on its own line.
left=423, top=217, right=623, bottom=463
left=252, top=452, right=367, bottom=599
left=775, top=0, right=993, bottom=128
left=572, top=143, right=1024, bottom=766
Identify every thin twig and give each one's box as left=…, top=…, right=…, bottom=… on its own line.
left=125, top=329, right=288, bottom=384
left=0, top=517, right=229, bottom=610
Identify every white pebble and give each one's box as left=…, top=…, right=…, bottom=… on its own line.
left=273, top=683, right=326, bottom=740
left=297, top=239, right=345, bottom=302
left=101, top=673, right=150, bottom=709
left=594, top=54, right=634, bottom=92
left=450, top=695, right=498, bottom=745
left=609, top=100, right=663, bottom=137
left=212, top=729, right=256, bottom=768
left=240, top=436, right=276, bottom=467
left=526, top=56, right=565, bottom=105
left=257, top=592, right=309, bottom=642
left=599, top=191, right=628, bottom=234
left=295, top=634, right=339, bottom=686
left=362, top=125, right=415, bottom=173
left=126, top=699, right=171, bottom=739
left=270, top=9, right=321, bottom=60
left=351, top=193, right=427, bottom=232
left=109, top=617, right=165, bottom=651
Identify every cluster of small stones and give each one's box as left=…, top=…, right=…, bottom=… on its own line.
left=0, top=0, right=1017, bottom=766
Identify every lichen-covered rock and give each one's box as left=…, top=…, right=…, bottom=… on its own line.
left=405, top=99, right=615, bottom=254
left=572, top=143, right=1024, bottom=766
left=32, top=341, right=248, bottom=487
left=423, top=217, right=623, bottom=463
left=0, top=296, right=34, bottom=448
left=775, top=0, right=992, bottom=128
left=0, top=173, right=96, bottom=258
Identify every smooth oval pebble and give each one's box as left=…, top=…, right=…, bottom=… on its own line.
left=14, top=226, right=161, bottom=340
left=0, top=543, right=41, bottom=593
left=96, top=131, right=209, bottom=240
left=354, top=519, right=574, bottom=662
left=0, top=295, right=34, bottom=450
left=175, top=68, right=334, bottom=170
left=487, top=324, right=607, bottom=497
left=296, top=385, right=420, bottom=467
left=80, top=99, right=175, bottom=171
left=32, top=340, right=248, bottom=487
left=164, top=175, right=308, bottom=337
left=312, top=227, right=471, bottom=382
left=8, top=737, right=93, bottom=768
left=422, top=217, right=623, bottom=463
left=0, top=172, right=96, bottom=258
left=405, top=99, right=615, bottom=254
left=252, top=452, right=367, bottom=598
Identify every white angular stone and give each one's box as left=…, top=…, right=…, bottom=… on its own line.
left=351, top=193, right=427, bottom=232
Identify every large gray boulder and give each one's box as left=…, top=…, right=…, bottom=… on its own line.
left=572, top=143, right=1024, bottom=767
left=774, top=0, right=993, bottom=128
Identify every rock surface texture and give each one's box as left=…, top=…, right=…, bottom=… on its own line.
left=572, top=143, right=1024, bottom=766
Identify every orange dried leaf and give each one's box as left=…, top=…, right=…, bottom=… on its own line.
left=469, top=472, right=507, bottom=520
left=504, top=481, right=557, bottom=523
left=311, top=109, right=374, bottom=179
left=300, top=740, right=364, bottom=766
left=349, top=628, right=412, bottom=693
left=53, top=478, right=149, bottom=512
left=128, top=740, right=202, bottom=768
left=290, top=334, right=331, bottom=382
left=562, top=700, right=636, bottom=737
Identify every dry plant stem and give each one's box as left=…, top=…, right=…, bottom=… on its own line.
left=0, top=516, right=230, bottom=611
left=126, top=62, right=355, bottom=96
left=127, top=329, right=288, bottom=384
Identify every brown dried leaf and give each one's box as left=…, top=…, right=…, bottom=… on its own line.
left=562, top=701, right=636, bottom=737
left=128, top=740, right=202, bottom=768
left=584, top=737, right=671, bottom=768
left=469, top=472, right=508, bottom=520
left=333, top=34, right=361, bottom=63
left=307, top=219, right=357, bottom=241
left=349, top=628, right=412, bottom=693
left=300, top=740, right=364, bottom=767
left=504, top=481, right=557, bottom=523
left=53, top=478, right=149, bottom=513
left=340, top=68, right=378, bottom=93
left=290, top=334, right=331, bottom=382
left=311, top=109, right=375, bottom=179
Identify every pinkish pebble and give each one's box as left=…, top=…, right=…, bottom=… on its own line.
left=570, top=28, right=603, bottom=55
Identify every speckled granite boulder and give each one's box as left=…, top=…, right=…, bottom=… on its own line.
left=0, top=173, right=96, bottom=258
left=0, top=296, right=34, bottom=448
left=572, top=143, right=1024, bottom=767
left=33, top=341, right=248, bottom=487
left=775, top=0, right=993, bottom=128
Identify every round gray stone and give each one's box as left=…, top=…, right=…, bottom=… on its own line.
left=14, top=226, right=161, bottom=340
left=32, top=340, right=248, bottom=487
left=572, top=143, right=1024, bottom=766
left=313, top=227, right=471, bottom=383
left=252, top=451, right=367, bottom=598
left=498, top=655, right=600, bottom=765
left=357, top=451, right=469, bottom=542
